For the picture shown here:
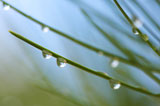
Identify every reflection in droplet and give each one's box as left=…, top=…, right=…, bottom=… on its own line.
left=57, top=57, right=67, bottom=68
left=110, top=58, right=119, bottom=68
left=132, top=27, right=139, bottom=35
left=98, top=72, right=109, bottom=76
left=142, top=34, right=149, bottom=41
left=42, top=26, right=49, bottom=32
left=3, top=4, right=10, bottom=11
left=109, top=79, right=121, bottom=90
left=42, top=50, right=52, bottom=59
left=98, top=51, right=104, bottom=56
left=133, top=17, right=143, bottom=28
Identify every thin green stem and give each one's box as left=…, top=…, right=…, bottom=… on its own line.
left=1, top=0, right=156, bottom=71
left=133, top=0, right=160, bottom=31
left=9, top=30, right=160, bottom=97
left=77, top=1, right=143, bottom=43
left=80, top=9, right=135, bottom=59
left=80, top=9, right=160, bottom=82
left=123, top=1, right=160, bottom=43
left=1, top=0, right=160, bottom=82
left=0, top=0, right=137, bottom=65
left=113, top=0, right=160, bottom=56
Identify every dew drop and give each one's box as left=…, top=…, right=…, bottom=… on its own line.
left=102, top=72, right=109, bottom=76
left=142, top=34, right=149, bottom=41
left=42, top=50, right=52, bottom=59
left=109, top=79, right=121, bottom=90
left=98, top=72, right=109, bottom=76
left=42, top=26, right=49, bottom=32
left=57, top=57, right=67, bottom=68
left=132, top=27, right=139, bottom=35
left=133, top=17, right=143, bottom=28
left=98, top=51, right=103, bottom=56
left=110, top=58, right=119, bottom=68
left=3, top=4, right=10, bottom=11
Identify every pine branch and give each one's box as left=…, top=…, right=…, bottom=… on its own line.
left=70, top=0, right=136, bottom=42
left=2, top=0, right=160, bottom=84
left=113, top=0, right=160, bottom=56
left=1, top=0, right=157, bottom=73
left=9, top=30, right=160, bottom=97
left=80, top=8, right=135, bottom=60
left=0, top=0, right=138, bottom=66
left=122, top=1, right=160, bottom=43
left=80, top=9, right=160, bottom=85
left=133, top=0, right=160, bottom=31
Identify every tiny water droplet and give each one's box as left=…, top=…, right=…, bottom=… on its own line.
left=98, top=51, right=103, bottom=56
left=57, top=57, right=67, bottom=68
left=102, top=72, right=109, bottom=76
left=3, top=4, right=10, bottom=11
left=42, top=26, right=49, bottom=32
left=142, top=34, right=149, bottom=41
left=98, top=72, right=109, bottom=76
left=132, top=27, right=139, bottom=35
left=109, top=79, right=121, bottom=90
left=133, top=17, right=143, bottom=28
left=42, top=50, right=52, bottom=59
left=110, top=58, right=119, bottom=68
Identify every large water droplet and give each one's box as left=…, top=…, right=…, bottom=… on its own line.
left=110, top=58, right=119, bottom=68
left=42, top=26, right=49, bottom=32
left=57, top=57, right=67, bottom=68
left=42, top=50, right=52, bottom=59
left=132, top=27, right=139, bottom=35
left=142, top=34, right=149, bottom=41
left=109, top=79, right=121, bottom=90
left=133, top=17, right=143, bottom=28
left=3, top=4, right=10, bottom=11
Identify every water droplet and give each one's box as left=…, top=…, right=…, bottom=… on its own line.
left=132, top=27, right=139, bottom=35
left=42, top=26, right=49, bottom=32
left=133, top=17, right=143, bottom=28
left=57, top=57, right=67, bottom=68
left=42, top=50, right=52, bottom=59
left=109, top=79, right=121, bottom=90
left=3, top=4, right=10, bottom=11
left=110, top=58, right=119, bottom=68
left=98, top=51, right=103, bottom=56
left=98, top=72, right=109, bottom=76
left=142, top=34, right=149, bottom=41
left=102, top=72, right=109, bottom=76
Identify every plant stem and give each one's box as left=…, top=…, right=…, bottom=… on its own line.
left=9, top=30, right=160, bottom=97
left=80, top=8, right=160, bottom=84
left=113, top=0, right=160, bottom=56
left=1, top=0, right=156, bottom=72
left=0, top=0, right=137, bottom=65
left=133, top=0, right=160, bottom=31
left=123, top=0, right=160, bottom=43
left=1, top=0, right=160, bottom=83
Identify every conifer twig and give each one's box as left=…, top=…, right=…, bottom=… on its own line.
left=133, top=0, right=160, bottom=31
left=1, top=0, right=160, bottom=82
left=9, top=30, right=160, bottom=97
left=0, top=0, right=138, bottom=65
left=123, top=1, right=160, bottom=43
left=80, top=9, right=160, bottom=85
left=113, top=0, right=160, bottom=56
left=1, top=0, right=157, bottom=71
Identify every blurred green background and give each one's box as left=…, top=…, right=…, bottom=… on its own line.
left=0, top=0, right=160, bottom=106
